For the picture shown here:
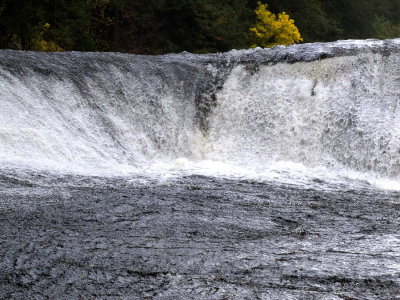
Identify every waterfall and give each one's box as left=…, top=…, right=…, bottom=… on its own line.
left=1, top=39, right=400, bottom=188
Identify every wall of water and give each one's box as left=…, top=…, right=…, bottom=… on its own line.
left=207, top=52, right=400, bottom=177
left=0, top=52, right=216, bottom=174
left=0, top=40, right=399, bottom=183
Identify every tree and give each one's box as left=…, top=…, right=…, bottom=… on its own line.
left=0, top=0, right=47, bottom=49
left=249, top=1, right=302, bottom=47
left=372, top=16, right=400, bottom=39
left=266, top=0, right=341, bottom=43
left=42, top=0, right=96, bottom=51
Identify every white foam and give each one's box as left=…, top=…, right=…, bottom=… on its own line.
left=1, top=45, right=400, bottom=191
left=203, top=54, right=400, bottom=190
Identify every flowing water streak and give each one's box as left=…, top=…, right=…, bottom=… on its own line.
left=0, top=40, right=400, bottom=189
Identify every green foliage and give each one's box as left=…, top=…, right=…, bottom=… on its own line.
left=0, top=0, right=46, bottom=49
left=0, top=0, right=95, bottom=51
left=161, top=0, right=252, bottom=53
left=372, top=16, right=400, bottom=39
left=34, top=23, right=63, bottom=52
left=0, top=0, right=399, bottom=53
left=43, top=0, right=96, bottom=51
left=266, top=0, right=341, bottom=42
left=249, top=2, right=302, bottom=47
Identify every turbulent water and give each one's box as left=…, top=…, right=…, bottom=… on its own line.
left=1, top=39, right=400, bottom=190
left=2, top=41, right=400, bottom=299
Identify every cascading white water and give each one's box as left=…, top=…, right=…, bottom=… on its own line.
left=0, top=52, right=211, bottom=174
left=207, top=52, right=400, bottom=175
left=0, top=40, right=400, bottom=189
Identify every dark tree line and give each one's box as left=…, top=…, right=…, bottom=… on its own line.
left=0, top=0, right=399, bottom=54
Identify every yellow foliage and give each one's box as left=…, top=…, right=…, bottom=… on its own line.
left=249, top=2, right=302, bottom=48
left=35, top=23, right=63, bottom=52
left=37, top=40, right=63, bottom=52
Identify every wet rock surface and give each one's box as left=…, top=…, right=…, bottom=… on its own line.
left=1, top=175, right=400, bottom=299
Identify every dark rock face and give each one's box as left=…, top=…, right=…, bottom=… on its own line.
left=1, top=175, right=399, bottom=299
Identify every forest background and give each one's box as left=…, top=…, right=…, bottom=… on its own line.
left=0, top=0, right=400, bottom=54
